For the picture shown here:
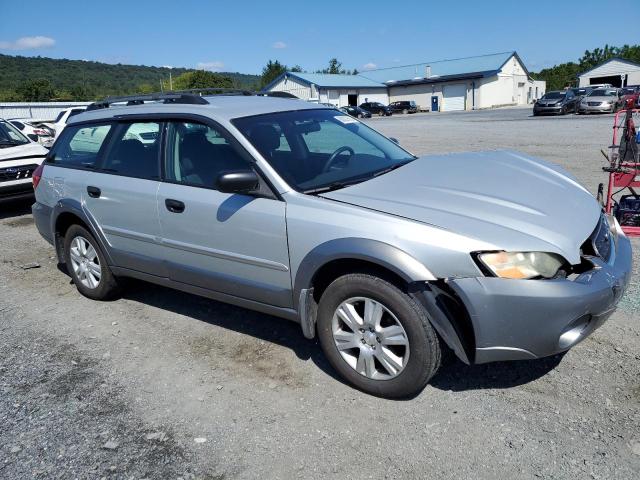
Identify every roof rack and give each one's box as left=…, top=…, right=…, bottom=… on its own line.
left=87, top=88, right=296, bottom=111
left=87, top=88, right=256, bottom=111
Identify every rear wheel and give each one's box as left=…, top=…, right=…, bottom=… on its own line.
left=64, top=225, right=120, bottom=300
left=316, top=273, right=441, bottom=398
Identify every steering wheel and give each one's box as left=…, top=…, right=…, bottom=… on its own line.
left=322, top=146, right=355, bottom=173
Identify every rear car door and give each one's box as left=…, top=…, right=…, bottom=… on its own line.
left=156, top=120, right=292, bottom=307
left=83, top=121, right=165, bottom=276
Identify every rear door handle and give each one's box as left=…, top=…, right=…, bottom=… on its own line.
left=165, top=198, right=185, bottom=213
left=87, top=186, right=101, bottom=198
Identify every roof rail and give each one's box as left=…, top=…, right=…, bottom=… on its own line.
left=86, top=92, right=209, bottom=111
left=170, top=88, right=255, bottom=96
left=87, top=88, right=296, bottom=111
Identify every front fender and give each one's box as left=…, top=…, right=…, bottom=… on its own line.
left=293, top=237, right=435, bottom=310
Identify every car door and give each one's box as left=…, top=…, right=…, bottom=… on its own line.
left=83, top=121, right=166, bottom=276
left=156, top=120, right=292, bottom=308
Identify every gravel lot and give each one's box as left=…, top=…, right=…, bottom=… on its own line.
left=1, top=107, right=639, bottom=479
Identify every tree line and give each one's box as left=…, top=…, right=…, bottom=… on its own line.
left=0, top=53, right=362, bottom=102
left=533, top=44, right=640, bottom=90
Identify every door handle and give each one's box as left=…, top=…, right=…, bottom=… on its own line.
left=165, top=198, right=185, bottom=213
left=87, top=186, right=101, bottom=198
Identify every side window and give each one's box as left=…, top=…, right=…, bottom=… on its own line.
left=51, top=124, right=112, bottom=168
left=165, top=121, right=249, bottom=188
left=101, top=122, right=161, bottom=179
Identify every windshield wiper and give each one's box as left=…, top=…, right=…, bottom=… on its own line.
left=371, top=158, right=415, bottom=178
left=0, top=140, right=23, bottom=146
left=304, top=178, right=364, bottom=195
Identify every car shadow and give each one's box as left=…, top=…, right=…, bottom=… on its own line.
left=430, top=352, right=565, bottom=392
left=120, top=279, right=343, bottom=383
left=118, top=279, right=566, bottom=395
left=0, top=197, right=33, bottom=220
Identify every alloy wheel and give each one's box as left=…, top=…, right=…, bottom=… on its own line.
left=69, top=236, right=102, bottom=289
left=331, top=297, right=410, bottom=380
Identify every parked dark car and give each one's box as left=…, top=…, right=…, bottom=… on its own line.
left=388, top=101, right=418, bottom=114
left=360, top=102, right=392, bottom=116
left=339, top=105, right=372, bottom=118
left=533, top=90, right=579, bottom=116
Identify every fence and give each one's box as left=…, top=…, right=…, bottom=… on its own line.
left=0, top=102, right=92, bottom=121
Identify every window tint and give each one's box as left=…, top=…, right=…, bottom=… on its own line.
left=101, top=122, right=160, bottom=179
left=165, top=121, right=249, bottom=188
left=11, top=121, right=25, bottom=130
left=51, top=124, right=112, bottom=168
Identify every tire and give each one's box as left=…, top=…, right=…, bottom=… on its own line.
left=63, top=224, right=120, bottom=300
left=378, top=111, right=384, bottom=117
left=316, top=273, right=441, bottom=398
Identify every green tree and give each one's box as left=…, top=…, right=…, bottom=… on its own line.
left=260, top=60, right=287, bottom=88
left=173, top=70, right=234, bottom=90
left=17, top=78, right=55, bottom=101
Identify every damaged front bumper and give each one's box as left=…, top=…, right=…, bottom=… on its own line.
left=447, top=230, right=632, bottom=364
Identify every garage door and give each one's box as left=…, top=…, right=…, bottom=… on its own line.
left=442, top=84, right=466, bottom=111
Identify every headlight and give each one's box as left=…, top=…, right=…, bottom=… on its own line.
left=477, top=251, right=565, bottom=279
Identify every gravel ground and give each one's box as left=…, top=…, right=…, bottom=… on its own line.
left=1, top=107, right=639, bottom=479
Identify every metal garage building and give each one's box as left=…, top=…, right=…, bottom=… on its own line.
left=263, top=51, right=545, bottom=112
left=261, top=72, right=388, bottom=106
left=577, top=58, right=640, bottom=88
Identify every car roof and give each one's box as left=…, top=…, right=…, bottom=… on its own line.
left=68, top=95, right=331, bottom=126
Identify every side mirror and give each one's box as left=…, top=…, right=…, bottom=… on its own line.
left=389, top=137, right=399, bottom=144
left=216, top=171, right=259, bottom=194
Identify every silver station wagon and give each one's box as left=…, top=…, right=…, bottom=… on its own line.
left=32, top=90, right=632, bottom=398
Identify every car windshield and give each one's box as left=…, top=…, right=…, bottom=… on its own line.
left=0, top=120, right=30, bottom=147
left=589, top=89, right=617, bottom=97
left=542, top=92, right=565, bottom=99
left=233, top=109, right=416, bottom=193
left=620, top=88, right=636, bottom=95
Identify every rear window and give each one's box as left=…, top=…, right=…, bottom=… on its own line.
left=50, top=124, right=112, bottom=168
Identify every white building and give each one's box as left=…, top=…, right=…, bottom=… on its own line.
left=263, top=51, right=545, bottom=112
left=578, top=58, right=640, bottom=88
left=262, top=72, right=388, bottom=106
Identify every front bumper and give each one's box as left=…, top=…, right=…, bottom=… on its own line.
left=579, top=104, right=613, bottom=113
left=534, top=105, right=563, bottom=114
left=448, top=233, right=632, bottom=364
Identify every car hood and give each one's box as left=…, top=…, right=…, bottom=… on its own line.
left=0, top=142, right=48, bottom=161
left=321, top=150, right=600, bottom=264
left=537, top=98, right=564, bottom=105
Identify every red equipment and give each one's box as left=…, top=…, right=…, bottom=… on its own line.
left=602, top=105, right=640, bottom=237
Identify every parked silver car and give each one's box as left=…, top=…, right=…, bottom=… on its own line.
left=578, top=88, right=622, bottom=114
left=32, top=92, right=632, bottom=398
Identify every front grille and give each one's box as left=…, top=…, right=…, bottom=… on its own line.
left=588, top=102, right=601, bottom=107
left=0, top=164, right=38, bottom=183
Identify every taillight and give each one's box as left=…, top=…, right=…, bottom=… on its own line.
left=33, top=128, right=49, bottom=135
left=32, top=163, right=45, bottom=189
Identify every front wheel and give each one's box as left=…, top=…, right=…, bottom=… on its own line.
left=64, top=225, right=121, bottom=300
left=316, top=274, right=441, bottom=398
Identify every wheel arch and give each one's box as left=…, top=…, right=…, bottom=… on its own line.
left=51, top=199, right=114, bottom=266
left=294, top=238, right=474, bottom=364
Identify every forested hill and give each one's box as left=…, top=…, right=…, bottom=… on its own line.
left=0, top=54, right=260, bottom=101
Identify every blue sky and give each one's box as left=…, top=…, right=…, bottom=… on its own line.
left=1, top=0, right=637, bottom=74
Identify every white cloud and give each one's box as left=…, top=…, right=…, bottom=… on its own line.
left=272, top=41, right=287, bottom=49
left=196, top=61, right=225, bottom=71
left=363, top=62, right=377, bottom=70
left=0, top=36, right=55, bottom=50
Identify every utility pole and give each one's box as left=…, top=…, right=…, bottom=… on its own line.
left=169, top=69, right=173, bottom=91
